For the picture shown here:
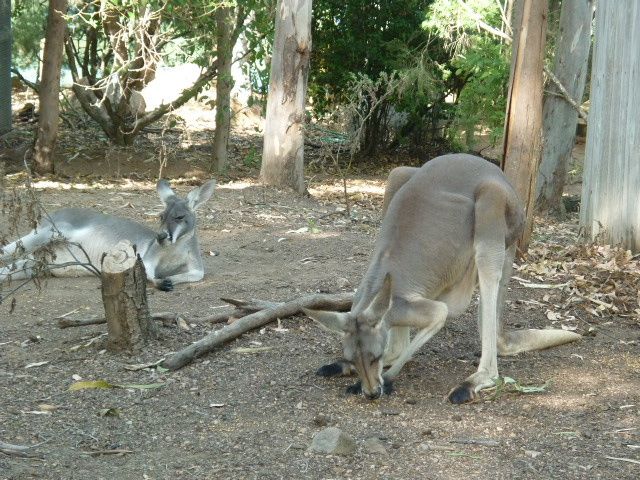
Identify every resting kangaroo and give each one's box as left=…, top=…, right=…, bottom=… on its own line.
left=305, top=154, right=580, bottom=403
left=0, top=179, right=216, bottom=291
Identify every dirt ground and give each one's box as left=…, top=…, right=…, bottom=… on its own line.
left=1, top=100, right=639, bottom=479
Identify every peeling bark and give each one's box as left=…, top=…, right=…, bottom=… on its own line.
left=33, top=0, right=68, bottom=175
left=259, top=0, right=312, bottom=194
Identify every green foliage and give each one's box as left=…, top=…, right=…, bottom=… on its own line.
left=310, top=0, right=433, bottom=114
left=11, top=0, right=47, bottom=68
left=449, top=37, right=509, bottom=147
left=242, top=145, right=260, bottom=168
left=423, top=0, right=510, bottom=149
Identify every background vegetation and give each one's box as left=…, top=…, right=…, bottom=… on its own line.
left=9, top=0, right=560, bottom=159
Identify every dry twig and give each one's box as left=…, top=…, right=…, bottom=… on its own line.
left=162, top=292, right=354, bottom=371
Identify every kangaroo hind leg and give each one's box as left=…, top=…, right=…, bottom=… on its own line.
left=1, top=225, right=57, bottom=261
left=448, top=183, right=508, bottom=404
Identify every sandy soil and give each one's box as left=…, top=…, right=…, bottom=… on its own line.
left=0, top=91, right=638, bottom=479
left=0, top=172, right=638, bottom=480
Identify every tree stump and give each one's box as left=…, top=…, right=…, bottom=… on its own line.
left=101, top=241, right=157, bottom=352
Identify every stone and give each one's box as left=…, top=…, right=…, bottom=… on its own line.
left=363, top=437, right=387, bottom=455
left=525, top=450, right=542, bottom=459
left=309, top=427, right=356, bottom=455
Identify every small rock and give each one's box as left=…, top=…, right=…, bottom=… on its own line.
left=525, top=450, right=542, bottom=459
left=336, top=277, right=351, bottom=289
left=380, top=408, right=400, bottom=416
left=405, top=398, right=418, bottom=405
left=309, top=427, right=356, bottom=455
left=421, top=429, right=433, bottom=437
left=312, top=414, right=331, bottom=427
left=452, top=414, right=463, bottom=422
left=363, top=437, right=387, bottom=455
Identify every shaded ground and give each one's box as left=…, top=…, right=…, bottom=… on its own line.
left=1, top=93, right=638, bottom=480
left=0, top=173, right=638, bottom=480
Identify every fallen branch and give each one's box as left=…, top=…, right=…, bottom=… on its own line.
left=0, top=440, right=43, bottom=458
left=84, top=449, right=133, bottom=457
left=604, top=456, right=640, bottom=466
left=449, top=438, right=500, bottom=447
left=203, top=297, right=282, bottom=324
left=161, top=292, right=354, bottom=371
left=58, top=312, right=185, bottom=329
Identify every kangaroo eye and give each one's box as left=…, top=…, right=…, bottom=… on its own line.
left=175, top=215, right=185, bottom=221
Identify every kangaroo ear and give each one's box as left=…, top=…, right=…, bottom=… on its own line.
left=187, top=180, right=216, bottom=210
left=361, top=273, right=392, bottom=324
left=303, top=308, right=350, bottom=333
left=157, top=179, right=175, bottom=204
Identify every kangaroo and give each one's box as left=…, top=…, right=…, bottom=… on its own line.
left=304, top=154, right=580, bottom=403
left=0, top=179, right=216, bottom=291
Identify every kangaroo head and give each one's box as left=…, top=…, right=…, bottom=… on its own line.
left=304, top=274, right=392, bottom=400
left=156, top=179, right=216, bottom=244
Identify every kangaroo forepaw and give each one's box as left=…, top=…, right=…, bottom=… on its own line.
left=382, top=378, right=394, bottom=395
left=345, top=379, right=394, bottom=396
left=157, top=279, right=174, bottom=292
left=447, top=381, right=476, bottom=404
left=316, top=361, right=351, bottom=377
left=346, top=381, right=362, bottom=395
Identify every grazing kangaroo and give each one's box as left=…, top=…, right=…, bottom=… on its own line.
left=0, top=179, right=216, bottom=291
left=305, top=154, right=580, bottom=403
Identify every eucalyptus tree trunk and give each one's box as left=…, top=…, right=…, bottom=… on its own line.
left=536, top=0, right=593, bottom=215
left=33, top=0, right=68, bottom=175
left=212, top=5, right=234, bottom=172
left=0, top=0, right=11, bottom=135
left=580, top=1, right=640, bottom=252
left=501, top=0, right=548, bottom=253
left=260, top=0, right=312, bottom=194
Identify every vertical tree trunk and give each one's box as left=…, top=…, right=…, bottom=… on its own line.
left=101, top=241, right=157, bottom=352
left=580, top=1, right=640, bottom=251
left=259, top=0, right=312, bottom=194
left=536, top=0, right=593, bottom=214
left=501, top=0, right=548, bottom=253
left=33, top=0, right=68, bottom=175
left=213, top=5, right=234, bottom=172
left=0, top=0, right=11, bottom=135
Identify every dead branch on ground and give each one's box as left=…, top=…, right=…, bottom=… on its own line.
left=0, top=440, right=44, bottom=458
left=203, top=297, right=282, bottom=324
left=161, top=292, right=354, bottom=371
left=58, top=311, right=185, bottom=329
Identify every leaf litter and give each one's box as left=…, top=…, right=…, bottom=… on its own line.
left=517, top=216, right=640, bottom=325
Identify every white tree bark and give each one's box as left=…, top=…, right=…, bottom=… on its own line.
left=259, top=0, right=312, bottom=194
left=580, top=0, right=640, bottom=251
left=536, top=0, right=593, bottom=213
